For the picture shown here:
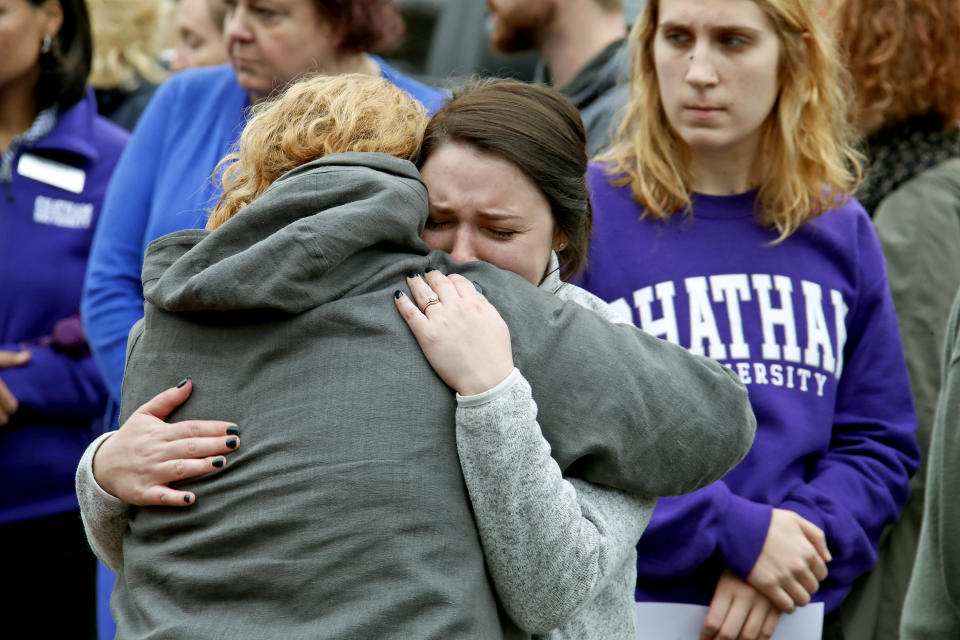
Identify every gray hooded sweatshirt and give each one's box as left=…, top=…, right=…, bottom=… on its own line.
left=111, top=152, right=754, bottom=639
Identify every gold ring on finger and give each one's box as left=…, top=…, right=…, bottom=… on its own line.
left=419, top=296, right=441, bottom=313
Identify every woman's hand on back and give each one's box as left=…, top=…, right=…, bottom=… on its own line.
left=92, top=379, right=240, bottom=506
left=395, top=269, right=514, bottom=396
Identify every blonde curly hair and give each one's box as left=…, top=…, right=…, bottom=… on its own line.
left=207, top=73, right=429, bottom=230
left=604, top=0, right=863, bottom=241
left=88, top=0, right=171, bottom=89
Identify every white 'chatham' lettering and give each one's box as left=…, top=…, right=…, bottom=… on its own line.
left=634, top=281, right=679, bottom=344
left=802, top=280, right=836, bottom=372
left=610, top=273, right=849, bottom=396
left=752, top=274, right=802, bottom=363
left=832, top=289, right=849, bottom=378
left=687, top=277, right=727, bottom=359
left=710, top=274, right=752, bottom=359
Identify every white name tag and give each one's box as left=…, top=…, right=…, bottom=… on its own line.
left=33, top=195, right=93, bottom=229
left=17, top=153, right=86, bottom=194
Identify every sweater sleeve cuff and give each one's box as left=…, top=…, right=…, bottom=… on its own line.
left=718, top=495, right=774, bottom=580
left=77, top=431, right=127, bottom=508
left=456, top=368, right=522, bottom=408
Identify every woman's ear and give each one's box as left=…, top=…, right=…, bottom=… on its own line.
left=40, top=0, right=64, bottom=41
left=553, top=230, right=568, bottom=252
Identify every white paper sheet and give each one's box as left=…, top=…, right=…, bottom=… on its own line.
left=635, top=602, right=824, bottom=640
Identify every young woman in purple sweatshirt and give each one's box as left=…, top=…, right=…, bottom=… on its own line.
left=578, top=0, right=921, bottom=638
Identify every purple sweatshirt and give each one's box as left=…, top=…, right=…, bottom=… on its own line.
left=580, top=163, right=920, bottom=611
left=0, top=90, right=128, bottom=524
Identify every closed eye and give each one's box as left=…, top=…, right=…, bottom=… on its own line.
left=424, top=218, right=452, bottom=230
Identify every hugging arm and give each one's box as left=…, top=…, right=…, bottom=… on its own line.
left=396, top=271, right=652, bottom=631
left=76, top=379, right=240, bottom=570
left=456, top=370, right=652, bottom=633
left=400, top=266, right=757, bottom=499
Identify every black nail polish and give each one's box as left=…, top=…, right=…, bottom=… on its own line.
left=226, top=438, right=238, bottom=449
left=424, top=266, right=437, bottom=273
left=176, top=377, right=191, bottom=388
left=183, top=495, right=192, bottom=503
left=472, top=281, right=483, bottom=294
left=406, top=271, right=418, bottom=279
left=212, top=457, right=225, bottom=468
left=394, top=290, right=403, bottom=299
left=226, top=426, right=240, bottom=436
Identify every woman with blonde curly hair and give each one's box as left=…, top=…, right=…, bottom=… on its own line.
left=205, top=71, right=426, bottom=229
left=578, top=0, right=920, bottom=638
left=825, top=1, right=960, bottom=639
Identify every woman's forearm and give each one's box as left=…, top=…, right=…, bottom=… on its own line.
left=457, top=369, right=652, bottom=633
left=75, top=432, right=129, bottom=572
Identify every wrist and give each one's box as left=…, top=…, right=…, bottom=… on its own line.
left=91, top=433, right=120, bottom=497
left=454, top=363, right=515, bottom=397
left=457, top=368, right=522, bottom=407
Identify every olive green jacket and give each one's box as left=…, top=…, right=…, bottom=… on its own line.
left=840, top=158, right=960, bottom=639
left=900, top=285, right=960, bottom=637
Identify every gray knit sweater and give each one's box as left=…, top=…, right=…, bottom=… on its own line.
left=457, top=258, right=652, bottom=640
left=76, top=258, right=651, bottom=639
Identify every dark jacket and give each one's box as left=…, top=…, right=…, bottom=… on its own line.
left=112, top=153, right=755, bottom=639
left=535, top=39, right=630, bottom=157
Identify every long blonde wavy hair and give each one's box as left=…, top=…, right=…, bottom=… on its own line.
left=207, top=73, right=428, bottom=230
left=87, top=0, right=171, bottom=88
left=604, top=0, right=863, bottom=240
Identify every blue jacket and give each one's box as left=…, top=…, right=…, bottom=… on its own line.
left=82, top=62, right=448, bottom=430
left=0, top=90, right=128, bottom=524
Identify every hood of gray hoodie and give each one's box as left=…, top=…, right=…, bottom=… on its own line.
left=141, top=152, right=431, bottom=314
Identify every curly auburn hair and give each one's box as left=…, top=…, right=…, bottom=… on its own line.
left=315, top=0, right=404, bottom=55
left=604, top=0, right=863, bottom=241
left=829, top=0, right=960, bottom=135
left=207, top=73, right=427, bottom=229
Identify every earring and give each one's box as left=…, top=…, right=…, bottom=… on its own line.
left=40, top=35, right=52, bottom=54
left=557, top=243, right=567, bottom=251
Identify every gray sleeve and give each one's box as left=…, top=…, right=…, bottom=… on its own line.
left=901, top=288, right=960, bottom=638
left=461, top=259, right=757, bottom=499
left=75, top=431, right=129, bottom=572
left=457, top=370, right=654, bottom=633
